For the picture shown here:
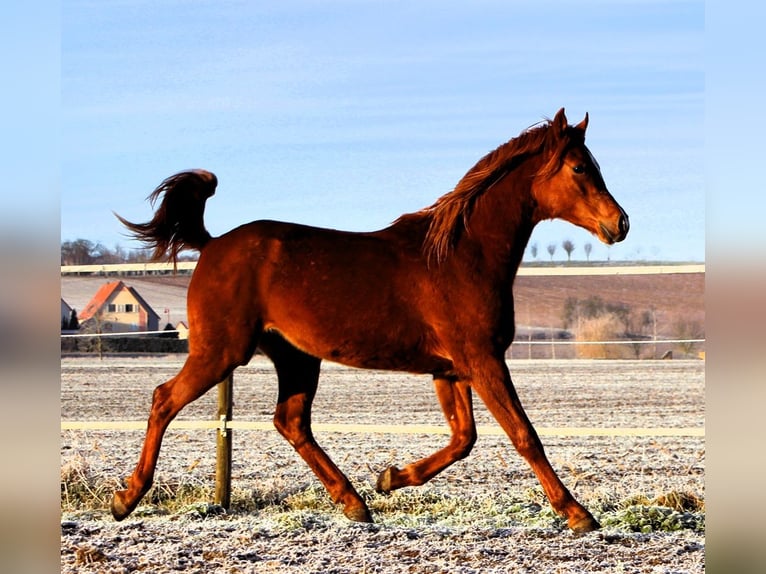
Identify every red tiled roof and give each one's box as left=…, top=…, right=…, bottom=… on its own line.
left=77, top=281, right=124, bottom=322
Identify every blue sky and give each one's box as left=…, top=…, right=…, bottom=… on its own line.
left=62, top=0, right=704, bottom=262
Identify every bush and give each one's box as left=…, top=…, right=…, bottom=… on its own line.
left=574, top=315, right=632, bottom=359
left=672, top=318, right=704, bottom=357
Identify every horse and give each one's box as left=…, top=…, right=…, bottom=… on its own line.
left=112, top=108, right=628, bottom=533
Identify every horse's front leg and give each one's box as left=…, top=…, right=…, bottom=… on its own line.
left=376, top=377, right=476, bottom=492
left=470, top=358, right=600, bottom=533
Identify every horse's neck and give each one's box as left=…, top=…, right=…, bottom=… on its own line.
left=383, top=175, right=536, bottom=278
left=457, top=177, right=536, bottom=280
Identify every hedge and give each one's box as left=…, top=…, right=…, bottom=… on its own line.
left=61, top=336, right=188, bottom=354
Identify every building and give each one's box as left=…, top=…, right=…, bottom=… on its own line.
left=175, top=321, right=189, bottom=340
left=77, top=281, right=160, bottom=333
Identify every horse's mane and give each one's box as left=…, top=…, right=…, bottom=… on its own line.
left=401, top=118, right=570, bottom=264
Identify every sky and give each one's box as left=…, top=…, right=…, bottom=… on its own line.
left=61, top=0, right=704, bottom=262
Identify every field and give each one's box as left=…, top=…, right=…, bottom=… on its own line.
left=61, top=355, right=705, bottom=573
left=60, top=270, right=705, bottom=340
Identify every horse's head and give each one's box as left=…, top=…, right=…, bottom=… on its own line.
left=533, top=108, right=629, bottom=245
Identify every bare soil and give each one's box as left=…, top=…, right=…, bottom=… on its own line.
left=61, top=356, right=705, bottom=573
left=513, top=272, right=704, bottom=336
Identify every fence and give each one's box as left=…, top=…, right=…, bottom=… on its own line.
left=60, top=262, right=705, bottom=508
left=61, top=261, right=198, bottom=276
left=61, top=370, right=704, bottom=509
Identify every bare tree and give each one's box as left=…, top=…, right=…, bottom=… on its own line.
left=529, top=242, right=538, bottom=260
left=584, top=242, right=592, bottom=262
left=61, top=239, right=118, bottom=265
left=562, top=239, right=575, bottom=262
left=546, top=243, right=557, bottom=261
left=62, top=238, right=198, bottom=265
left=61, top=239, right=98, bottom=265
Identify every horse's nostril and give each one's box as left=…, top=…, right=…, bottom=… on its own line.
left=619, top=213, right=630, bottom=236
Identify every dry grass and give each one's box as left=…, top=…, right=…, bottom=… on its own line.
left=61, top=451, right=213, bottom=516
left=61, top=461, right=704, bottom=535
left=61, top=453, right=120, bottom=511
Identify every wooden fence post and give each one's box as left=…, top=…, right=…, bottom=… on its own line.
left=215, top=373, right=233, bottom=509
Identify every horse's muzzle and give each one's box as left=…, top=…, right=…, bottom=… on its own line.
left=617, top=211, right=630, bottom=241
left=599, top=210, right=629, bottom=244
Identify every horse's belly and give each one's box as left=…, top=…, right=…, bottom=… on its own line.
left=263, top=320, right=453, bottom=376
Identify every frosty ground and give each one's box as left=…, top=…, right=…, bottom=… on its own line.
left=61, top=356, right=705, bottom=573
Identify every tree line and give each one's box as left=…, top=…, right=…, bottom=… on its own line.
left=61, top=239, right=198, bottom=266
left=527, top=240, right=594, bottom=262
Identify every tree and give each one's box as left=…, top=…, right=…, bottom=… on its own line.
left=61, top=239, right=98, bottom=265
left=160, top=322, right=179, bottom=339
left=562, top=239, right=575, bottom=262
left=126, top=247, right=154, bottom=263
left=546, top=243, right=557, bottom=261
left=529, top=242, right=538, bottom=260
left=584, top=242, right=592, bottom=262
left=61, top=308, right=79, bottom=331
left=61, top=239, right=118, bottom=265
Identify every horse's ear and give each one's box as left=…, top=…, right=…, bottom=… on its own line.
left=552, top=108, right=568, bottom=136
left=575, top=112, right=589, bottom=133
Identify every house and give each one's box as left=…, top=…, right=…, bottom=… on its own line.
left=175, top=321, right=189, bottom=340
left=78, top=281, right=160, bottom=333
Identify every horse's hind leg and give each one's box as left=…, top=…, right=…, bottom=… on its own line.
left=262, top=334, right=372, bottom=523
left=376, top=377, right=476, bottom=493
left=111, top=353, right=236, bottom=520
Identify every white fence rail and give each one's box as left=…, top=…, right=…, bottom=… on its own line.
left=61, top=261, right=198, bottom=275
left=62, top=262, right=704, bottom=276
left=60, top=419, right=704, bottom=437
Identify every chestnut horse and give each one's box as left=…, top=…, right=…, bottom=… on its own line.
left=113, top=108, right=628, bottom=532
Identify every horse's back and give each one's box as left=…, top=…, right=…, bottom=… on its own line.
left=196, top=219, right=403, bottom=285
left=185, top=219, right=450, bottom=371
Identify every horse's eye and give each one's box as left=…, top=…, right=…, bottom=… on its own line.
left=572, top=164, right=585, bottom=174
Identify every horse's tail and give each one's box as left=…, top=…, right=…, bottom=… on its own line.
left=116, top=169, right=218, bottom=265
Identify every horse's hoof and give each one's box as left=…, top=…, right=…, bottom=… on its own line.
left=375, top=466, right=398, bottom=494
left=111, top=491, right=131, bottom=521
left=568, top=514, right=601, bottom=534
left=344, top=506, right=373, bottom=523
